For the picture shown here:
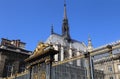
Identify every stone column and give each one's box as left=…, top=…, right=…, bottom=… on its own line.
left=54, top=54, right=58, bottom=61
left=60, top=45, right=64, bottom=61
left=76, top=51, right=81, bottom=66
left=68, top=46, right=73, bottom=64
left=54, top=44, right=59, bottom=61
left=69, top=48, right=72, bottom=58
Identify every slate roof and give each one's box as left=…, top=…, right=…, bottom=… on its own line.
left=45, top=33, right=87, bottom=52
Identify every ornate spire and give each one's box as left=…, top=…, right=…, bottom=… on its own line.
left=62, top=0, right=71, bottom=41
left=64, top=0, right=67, bottom=19
left=51, top=24, right=54, bottom=34
left=88, top=35, right=93, bottom=52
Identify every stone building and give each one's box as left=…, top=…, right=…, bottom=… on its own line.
left=2, top=1, right=105, bottom=79
left=44, top=1, right=104, bottom=79
left=0, top=38, right=31, bottom=78
left=93, top=41, right=120, bottom=79
left=45, top=2, right=88, bottom=79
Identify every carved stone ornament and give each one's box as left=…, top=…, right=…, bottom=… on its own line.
left=32, top=42, right=49, bottom=56
left=40, top=71, right=46, bottom=79
left=33, top=74, right=38, bottom=79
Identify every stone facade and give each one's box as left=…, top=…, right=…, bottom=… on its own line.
left=94, top=44, right=120, bottom=79
left=0, top=38, right=31, bottom=78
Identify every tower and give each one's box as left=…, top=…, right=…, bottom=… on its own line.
left=62, top=0, right=71, bottom=41
left=87, top=35, right=93, bottom=52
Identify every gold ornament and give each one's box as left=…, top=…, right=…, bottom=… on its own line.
left=40, top=71, right=46, bottom=79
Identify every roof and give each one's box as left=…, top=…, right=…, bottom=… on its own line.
left=0, top=45, right=32, bottom=55
left=45, top=33, right=87, bottom=52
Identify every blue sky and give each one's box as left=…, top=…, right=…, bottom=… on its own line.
left=0, top=0, right=120, bottom=51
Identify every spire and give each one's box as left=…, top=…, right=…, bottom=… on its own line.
left=62, top=0, right=71, bottom=41
left=51, top=24, right=54, bottom=34
left=64, top=0, right=67, bottom=19
left=87, top=35, right=93, bottom=52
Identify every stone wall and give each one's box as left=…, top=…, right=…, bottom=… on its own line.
left=0, top=54, right=6, bottom=77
